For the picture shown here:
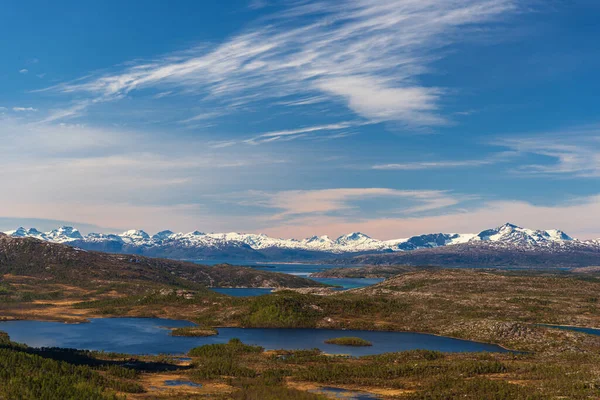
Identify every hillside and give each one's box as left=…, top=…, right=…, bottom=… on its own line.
left=0, top=234, right=325, bottom=290
left=310, top=265, right=433, bottom=278
left=338, top=241, right=600, bottom=268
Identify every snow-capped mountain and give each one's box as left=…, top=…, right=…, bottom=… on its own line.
left=386, top=233, right=477, bottom=251
left=45, top=226, right=83, bottom=242
left=2, top=223, right=598, bottom=261
left=472, top=223, right=574, bottom=247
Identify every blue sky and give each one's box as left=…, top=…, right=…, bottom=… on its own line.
left=1, top=0, right=599, bottom=239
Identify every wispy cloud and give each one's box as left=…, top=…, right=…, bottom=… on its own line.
left=259, top=195, right=600, bottom=240
left=233, top=188, right=465, bottom=220
left=19, top=69, right=28, bottom=74
left=44, top=0, right=518, bottom=125
left=499, top=127, right=600, bottom=177
left=12, top=107, right=38, bottom=112
left=373, top=159, right=491, bottom=170
left=178, top=111, right=227, bottom=125
left=371, top=150, right=516, bottom=170
left=152, top=91, right=173, bottom=99
left=0, top=117, right=289, bottom=212
left=209, top=121, right=360, bottom=147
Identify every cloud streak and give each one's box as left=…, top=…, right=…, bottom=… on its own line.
left=499, top=127, right=600, bottom=178
left=259, top=195, right=600, bottom=240
left=373, top=159, right=492, bottom=170
left=45, top=0, right=518, bottom=126
left=231, top=188, right=466, bottom=221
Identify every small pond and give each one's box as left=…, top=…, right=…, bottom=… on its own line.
left=539, top=324, right=600, bottom=336
left=164, top=380, right=202, bottom=388
left=310, top=386, right=380, bottom=399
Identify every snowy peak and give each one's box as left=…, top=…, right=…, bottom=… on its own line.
left=46, top=226, right=83, bottom=242
left=2, top=223, right=596, bottom=259
left=6, top=227, right=28, bottom=237
left=303, top=235, right=334, bottom=245
left=545, top=229, right=573, bottom=241
left=473, top=223, right=574, bottom=246
left=152, top=230, right=174, bottom=241
left=336, top=232, right=370, bottom=243
left=120, top=229, right=151, bottom=243
left=390, top=233, right=476, bottom=251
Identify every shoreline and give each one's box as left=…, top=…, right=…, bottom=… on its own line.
left=0, top=314, right=519, bottom=354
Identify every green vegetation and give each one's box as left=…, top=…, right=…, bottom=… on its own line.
left=7, top=331, right=600, bottom=399
left=324, top=337, right=372, bottom=346
left=0, top=337, right=144, bottom=399
left=183, top=340, right=600, bottom=399
left=188, top=338, right=263, bottom=357
left=188, top=339, right=263, bottom=380
left=310, top=265, right=432, bottom=279
left=229, top=385, right=327, bottom=399
left=170, top=327, right=218, bottom=337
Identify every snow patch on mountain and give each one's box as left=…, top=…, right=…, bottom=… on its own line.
left=2, top=223, right=594, bottom=259
left=472, top=223, right=575, bottom=248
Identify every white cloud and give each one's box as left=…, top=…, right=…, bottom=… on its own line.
left=235, top=188, right=464, bottom=220
left=19, top=69, right=28, bottom=74
left=0, top=117, right=289, bottom=214
left=373, top=160, right=491, bottom=170
left=499, top=127, right=600, bottom=177
left=178, top=111, right=227, bottom=124
left=315, top=76, right=445, bottom=125
left=45, top=0, right=518, bottom=125
left=12, top=107, right=38, bottom=112
left=248, top=0, right=268, bottom=10
left=371, top=150, right=516, bottom=170
left=259, top=195, right=600, bottom=240
left=152, top=91, right=173, bottom=99
left=208, top=122, right=361, bottom=147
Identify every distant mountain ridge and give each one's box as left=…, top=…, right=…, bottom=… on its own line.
left=4, top=223, right=599, bottom=262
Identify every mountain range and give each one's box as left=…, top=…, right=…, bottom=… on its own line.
left=3, top=223, right=600, bottom=264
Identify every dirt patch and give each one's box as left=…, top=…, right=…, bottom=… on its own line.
left=130, top=373, right=232, bottom=398
left=287, top=380, right=413, bottom=398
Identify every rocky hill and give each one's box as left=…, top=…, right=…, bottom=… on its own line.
left=0, top=234, right=325, bottom=289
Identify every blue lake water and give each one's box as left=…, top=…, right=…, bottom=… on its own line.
left=311, top=277, right=384, bottom=289
left=198, top=261, right=384, bottom=293
left=164, top=380, right=202, bottom=388
left=0, top=318, right=510, bottom=356
left=539, top=324, right=600, bottom=336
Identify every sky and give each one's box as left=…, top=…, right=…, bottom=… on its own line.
left=1, top=0, right=600, bottom=240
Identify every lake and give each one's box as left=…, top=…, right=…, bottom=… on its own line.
left=198, top=261, right=384, bottom=293
left=211, top=277, right=384, bottom=297
left=539, top=324, right=600, bottom=336
left=0, top=318, right=510, bottom=356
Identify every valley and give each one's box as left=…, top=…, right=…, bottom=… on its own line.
left=3, top=234, right=600, bottom=398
